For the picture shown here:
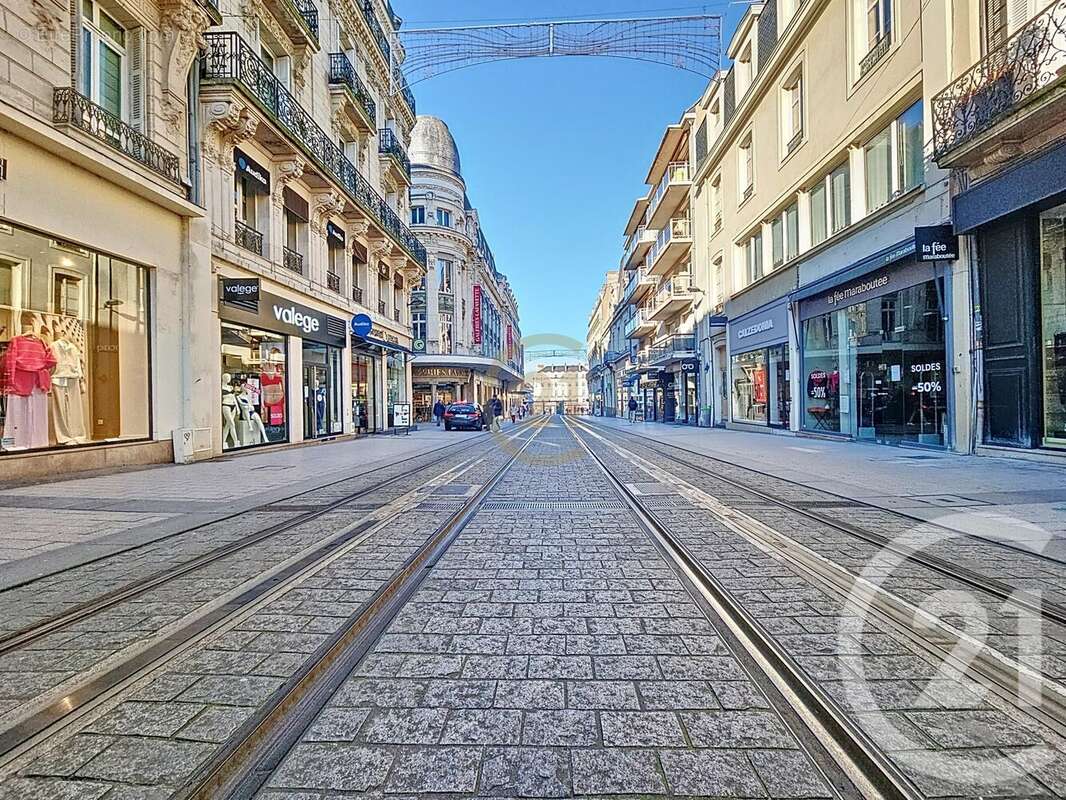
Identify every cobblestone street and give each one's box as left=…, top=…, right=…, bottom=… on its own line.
left=0, top=417, right=1064, bottom=798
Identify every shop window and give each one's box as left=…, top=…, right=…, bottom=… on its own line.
left=351, top=352, right=377, bottom=433
left=0, top=220, right=150, bottom=454
left=1040, top=204, right=1066, bottom=449
left=732, top=345, right=790, bottom=427
left=221, top=323, right=287, bottom=451
left=386, top=352, right=407, bottom=425
left=302, top=342, right=343, bottom=439
left=801, top=275, right=946, bottom=445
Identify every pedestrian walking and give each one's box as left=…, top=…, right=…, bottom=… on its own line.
left=433, top=399, right=445, bottom=426
left=628, top=396, right=638, bottom=423
left=510, top=406, right=517, bottom=424
left=490, top=395, right=503, bottom=431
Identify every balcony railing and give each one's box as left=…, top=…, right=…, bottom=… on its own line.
left=648, top=216, right=692, bottom=265
left=393, top=67, right=416, bottom=116
left=283, top=246, right=304, bottom=274
left=932, top=1, right=1066, bottom=159
left=352, top=285, right=364, bottom=303
left=394, top=307, right=402, bottom=322
left=202, top=32, right=426, bottom=267
left=653, top=276, right=697, bottom=309
left=650, top=161, right=690, bottom=212
left=650, top=334, right=696, bottom=362
left=328, top=52, right=376, bottom=122
left=53, top=88, right=182, bottom=185
left=379, top=128, right=411, bottom=178
left=235, top=220, right=263, bottom=255
left=327, top=272, right=341, bottom=292
left=285, top=0, right=318, bottom=40
left=362, top=0, right=391, bottom=61
left=858, top=33, right=891, bottom=78
left=439, top=292, right=455, bottom=313
left=625, top=309, right=653, bottom=336
left=378, top=300, right=387, bottom=315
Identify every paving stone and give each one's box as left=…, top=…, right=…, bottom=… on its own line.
left=333, top=678, right=427, bottom=707
left=494, top=680, right=565, bottom=709
left=0, top=778, right=111, bottom=800
left=268, top=743, right=393, bottom=791
left=439, top=708, right=522, bottom=744
left=522, top=709, right=599, bottom=746
left=904, top=710, right=1044, bottom=748
left=178, top=674, right=285, bottom=706
left=660, top=749, right=765, bottom=797
left=527, top=655, right=593, bottom=679
left=22, top=735, right=113, bottom=778
left=358, top=707, right=448, bottom=744
left=422, top=679, right=497, bottom=708
left=712, top=681, right=772, bottom=710
left=681, top=710, right=798, bottom=749
left=751, top=749, right=833, bottom=797
left=478, top=746, right=572, bottom=797
left=384, top=746, right=481, bottom=793
left=638, top=680, right=721, bottom=710
left=76, top=738, right=215, bottom=785
left=304, top=707, right=371, bottom=742
left=571, top=749, right=667, bottom=794
left=592, top=655, right=661, bottom=680
left=658, top=655, right=746, bottom=681
left=462, top=655, right=527, bottom=679
left=83, top=701, right=204, bottom=738
left=565, top=680, right=640, bottom=710
left=601, top=710, right=686, bottom=746
left=899, top=748, right=1050, bottom=797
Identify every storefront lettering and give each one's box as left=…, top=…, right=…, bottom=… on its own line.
left=910, top=362, right=942, bottom=374
left=737, top=319, right=774, bottom=339
left=826, top=274, right=890, bottom=307
left=273, top=304, right=321, bottom=335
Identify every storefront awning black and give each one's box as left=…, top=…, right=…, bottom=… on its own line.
left=354, top=336, right=412, bottom=355
left=791, top=238, right=916, bottom=305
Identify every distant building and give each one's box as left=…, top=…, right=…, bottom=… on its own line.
left=530, top=364, right=589, bottom=414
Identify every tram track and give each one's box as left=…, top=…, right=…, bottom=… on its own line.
left=0, top=421, right=543, bottom=770
left=562, top=416, right=921, bottom=800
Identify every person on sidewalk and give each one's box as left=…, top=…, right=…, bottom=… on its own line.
left=433, top=399, right=445, bottom=426
left=490, top=395, right=503, bottom=431
left=628, top=396, right=638, bottom=422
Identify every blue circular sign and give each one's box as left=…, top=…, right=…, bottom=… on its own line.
left=351, top=313, right=373, bottom=338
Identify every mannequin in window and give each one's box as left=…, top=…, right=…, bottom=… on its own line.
left=1, top=314, right=56, bottom=450
left=236, top=377, right=268, bottom=445
left=259, top=348, right=285, bottom=428
left=49, top=319, right=87, bottom=444
left=222, top=372, right=239, bottom=449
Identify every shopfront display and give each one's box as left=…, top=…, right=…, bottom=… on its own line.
left=1041, top=204, right=1066, bottom=449
left=221, top=323, right=287, bottom=450
left=797, top=254, right=947, bottom=446
left=386, top=352, right=407, bottom=428
left=0, top=220, right=150, bottom=454
left=728, top=300, right=790, bottom=428
left=351, top=349, right=377, bottom=433
left=219, top=279, right=347, bottom=449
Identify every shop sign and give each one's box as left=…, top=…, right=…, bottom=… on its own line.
left=728, top=299, right=789, bottom=353
left=679, top=358, right=699, bottom=374
left=915, top=225, right=958, bottom=262
left=350, top=313, right=373, bottom=338
left=222, top=277, right=260, bottom=305
left=220, top=286, right=345, bottom=347
left=393, top=402, right=411, bottom=427
left=234, top=148, right=269, bottom=191
left=370, top=326, right=399, bottom=344
left=657, top=370, right=675, bottom=384
left=415, top=367, right=471, bottom=381
left=413, top=338, right=426, bottom=352
left=326, top=222, right=346, bottom=246
left=506, top=324, right=513, bottom=360
left=472, top=284, right=482, bottom=344
left=798, top=257, right=937, bottom=321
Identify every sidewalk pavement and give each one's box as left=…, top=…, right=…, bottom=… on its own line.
left=0, top=421, right=516, bottom=585
left=589, top=415, right=1066, bottom=560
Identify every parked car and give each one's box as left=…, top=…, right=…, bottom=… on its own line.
left=443, top=402, right=487, bottom=431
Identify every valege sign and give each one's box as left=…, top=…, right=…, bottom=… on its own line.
left=273, top=304, right=321, bottom=335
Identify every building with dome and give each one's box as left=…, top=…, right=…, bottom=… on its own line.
left=408, top=116, right=525, bottom=420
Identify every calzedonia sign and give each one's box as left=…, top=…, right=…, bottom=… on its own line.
left=219, top=283, right=346, bottom=347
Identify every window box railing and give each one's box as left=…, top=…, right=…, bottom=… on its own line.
left=439, top=292, right=455, bottom=313
left=362, top=0, right=391, bottom=61
left=379, top=128, right=411, bottom=178
left=235, top=220, right=263, bottom=255
left=394, top=307, right=402, bottom=322
left=327, top=272, right=341, bottom=292
left=328, top=53, right=376, bottom=122
left=859, top=34, right=891, bottom=78
left=283, top=246, right=304, bottom=274
left=653, top=277, right=696, bottom=310
left=625, top=309, right=653, bottom=336
left=53, top=87, right=182, bottom=186
left=352, top=285, right=364, bottom=303
left=392, top=67, right=416, bottom=116
left=742, top=183, right=754, bottom=202
left=933, top=1, right=1066, bottom=159
left=786, top=129, right=804, bottom=155
left=378, top=299, right=387, bottom=315
left=201, top=32, right=426, bottom=267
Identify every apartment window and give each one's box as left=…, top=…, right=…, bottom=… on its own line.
left=711, top=175, right=722, bottom=232
left=854, top=0, right=892, bottom=75
left=283, top=189, right=309, bottom=273
left=782, top=67, right=804, bottom=154
left=436, top=208, right=452, bottom=227
left=784, top=201, right=800, bottom=260
left=411, top=205, right=426, bottom=225
left=830, top=163, right=851, bottom=234
left=738, top=135, right=754, bottom=201
left=413, top=311, right=426, bottom=343
left=864, top=101, right=924, bottom=213
left=737, top=41, right=754, bottom=96
left=437, top=258, right=453, bottom=293
left=259, top=42, right=291, bottom=89
left=810, top=182, right=828, bottom=246
left=780, top=0, right=802, bottom=28
left=710, top=98, right=722, bottom=138
left=80, top=0, right=128, bottom=119
left=744, top=231, right=763, bottom=286
left=713, top=256, right=724, bottom=304
left=771, top=218, right=784, bottom=269
left=440, top=312, right=454, bottom=353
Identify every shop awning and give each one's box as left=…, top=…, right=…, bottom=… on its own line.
left=790, top=238, right=915, bottom=304
left=356, top=336, right=412, bottom=354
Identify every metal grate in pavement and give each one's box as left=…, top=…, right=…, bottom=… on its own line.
left=628, top=483, right=681, bottom=496
left=480, top=501, right=625, bottom=511
left=637, top=495, right=696, bottom=509
left=415, top=500, right=469, bottom=512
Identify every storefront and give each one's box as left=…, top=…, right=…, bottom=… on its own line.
left=412, top=366, right=473, bottom=421
left=351, top=315, right=413, bottom=432
left=219, top=279, right=347, bottom=451
left=794, top=244, right=949, bottom=447
left=0, top=219, right=151, bottom=455
left=954, top=141, right=1066, bottom=452
left=351, top=346, right=378, bottom=433
left=728, top=299, right=790, bottom=429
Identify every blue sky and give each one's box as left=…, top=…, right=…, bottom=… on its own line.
left=394, top=1, right=744, bottom=362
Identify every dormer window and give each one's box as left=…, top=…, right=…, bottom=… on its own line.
left=737, top=41, right=753, bottom=96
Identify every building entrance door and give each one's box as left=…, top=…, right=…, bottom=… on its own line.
left=302, top=343, right=332, bottom=439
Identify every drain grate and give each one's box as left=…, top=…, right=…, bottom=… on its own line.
left=415, top=500, right=469, bottom=512
left=481, top=501, right=625, bottom=511
left=637, top=495, right=694, bottom=508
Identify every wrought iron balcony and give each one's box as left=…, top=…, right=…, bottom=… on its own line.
left=932, top=1, right=1066, bottom=160
left=283, top=246, right=304, bottom=274
left=352, top=285, right=364, bottom=304
left=235, top=220, right=263, bottom=255
left=378, top=300, right=387, bottom=315
left=394, top=307, right=402, bottom=322
left=438, top=292, right=455, bottom=313
left=379, top=128, right=411, bottom=178
left=362, top=0, right=391, bottom=61
left=327, top=272, right=341, bottom=292
left=393, top=67, right=416, bottom=116
left=858, top=34, right=891, bottom=78
left=201, top=32, right=426, bottom=267
left=328, top=53, right=376, bottom=124
left=53, top=88, right=182, bottom=186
